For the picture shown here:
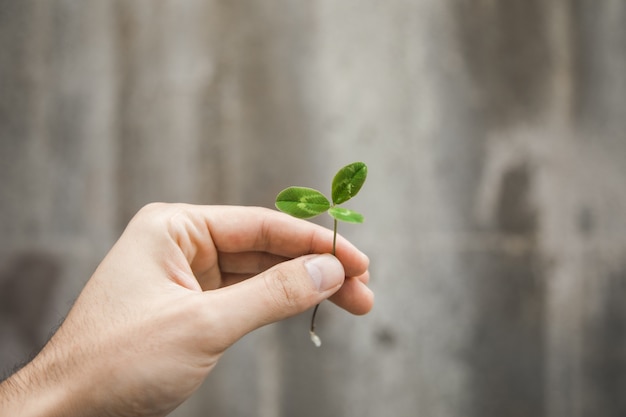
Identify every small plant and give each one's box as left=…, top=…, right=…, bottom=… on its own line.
left=275, top=161, right=368, bottom=347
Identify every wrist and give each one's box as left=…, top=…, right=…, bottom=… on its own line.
left=0, top=344, right=84, bottom=417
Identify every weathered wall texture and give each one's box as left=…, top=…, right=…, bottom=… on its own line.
left=1, top=1, right=626, bottom=416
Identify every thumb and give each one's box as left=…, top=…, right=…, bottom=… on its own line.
left=204, top=254, right=345, bottom=348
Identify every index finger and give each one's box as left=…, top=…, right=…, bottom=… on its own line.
left=177, top=205, right=370, bottom=278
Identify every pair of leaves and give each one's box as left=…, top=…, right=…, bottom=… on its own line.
left=275, top=162, right=367, bottom=223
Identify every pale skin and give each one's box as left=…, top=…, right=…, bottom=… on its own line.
left=0, top=203, right=373, bottom=417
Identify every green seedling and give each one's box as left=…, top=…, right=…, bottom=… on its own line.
left=275, top=161, right=368, bottom=347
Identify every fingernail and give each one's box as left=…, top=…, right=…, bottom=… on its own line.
left=305, top=255, right=344, bottom=292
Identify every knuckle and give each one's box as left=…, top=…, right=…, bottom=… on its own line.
left=131, top=202, right=170, bottom=228
left=137, top=201, right=170, bottom=215
left=132, top=202, right=187, bottom=232
left=264, top=267, right=304, bottom=311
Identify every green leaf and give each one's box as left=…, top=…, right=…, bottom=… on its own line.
left=275, top=187, right=331, bottom=219
left=328, top=207, right=364, bottom=223
left=331, top=162, right=368, bottom=205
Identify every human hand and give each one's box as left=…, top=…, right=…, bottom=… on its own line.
left=0, top=204, right=373, bottom=417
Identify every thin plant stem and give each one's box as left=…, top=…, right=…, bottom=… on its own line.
left=309, top=217, right=338, bottom=347
left=310, top=304, right=320, bottom=333
left=332, top=217, right=337, bottom=256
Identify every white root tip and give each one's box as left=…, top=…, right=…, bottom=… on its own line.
left=310, top=331, right=322, bottom=347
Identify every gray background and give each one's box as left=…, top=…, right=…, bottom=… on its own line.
left=1, top=1, right=626, bottom=416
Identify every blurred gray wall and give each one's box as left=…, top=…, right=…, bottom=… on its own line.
left=2, top=1, right=626, bottom=416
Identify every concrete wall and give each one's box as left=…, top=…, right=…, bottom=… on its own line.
left=1, top=1, right=626, bottom=416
